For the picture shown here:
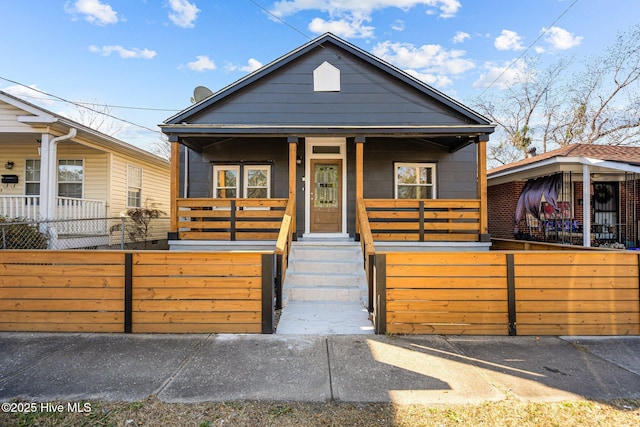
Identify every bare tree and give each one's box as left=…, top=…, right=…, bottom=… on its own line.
left=552, top=24, right=640, bottom=146
left=71, top=99, right=120, bottom=136
left=473, top=57, right=570, bottom=165
left=150, top=134, right=171, bottom=160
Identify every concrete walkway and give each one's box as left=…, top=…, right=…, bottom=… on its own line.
left=0, top=333, right=638, bottom=405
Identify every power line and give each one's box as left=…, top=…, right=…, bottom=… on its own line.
left=480, top=0, right=579, bottom=94
left=0, top=76, right=170, bottom=135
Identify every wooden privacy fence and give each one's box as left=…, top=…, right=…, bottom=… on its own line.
left=0, top=251, right=275, bottom=334
left=372, top=251, right=640, bottom=336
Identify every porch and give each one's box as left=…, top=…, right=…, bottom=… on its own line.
left=0, top=195, right=107, bottom=222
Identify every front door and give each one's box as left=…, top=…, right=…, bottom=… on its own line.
left=310, top=159, right=342, bottom=233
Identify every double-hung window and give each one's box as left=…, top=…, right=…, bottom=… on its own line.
left=244, top=166, right=270, bottom=198
left=58, top=159, right=83, bottom=198
left=213, top=165, right=240, bottom=198
left=394, top=162, right=436, bottom=199
left=127, top=165, right=143, bottom=208
left=25, top=159, right=41, bottom=196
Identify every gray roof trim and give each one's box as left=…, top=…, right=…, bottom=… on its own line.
left=164, top=33, right=494, bottom=127
left=160, top=123, right=495, bottom=136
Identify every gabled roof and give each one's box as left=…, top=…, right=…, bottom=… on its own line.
left=0, top=90, right=168, bottom=167
left=164, top=32, right=492, bottom=127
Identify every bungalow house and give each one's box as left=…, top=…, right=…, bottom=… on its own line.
left=488, top=144, right=640, bottom=248
left=0, top=90, right=170, bottom=248
left=161, top=33, right=495, bottom=328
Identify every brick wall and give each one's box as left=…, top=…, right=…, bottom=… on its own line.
left=488, top=181, right=524, bottom=239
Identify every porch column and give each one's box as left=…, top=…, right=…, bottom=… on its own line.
left=355, top=136, right=365, bottom=235
left=39, top=133, right=52, bottom=219
left=169, top=136, right=180, bottom=236
left=477, top=135, right=490, bottom=241
left=582, top=164, right=591, bottom=247
left=287, top=137, right=297, bottom=235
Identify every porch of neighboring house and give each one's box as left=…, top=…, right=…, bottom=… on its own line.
left=489, top=164, right=640, bottom=249
left=0, top=138, right=109, bottom=249
left=167, top=137, right=491, bottom=333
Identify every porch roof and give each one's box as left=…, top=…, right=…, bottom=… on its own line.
left=488, top=144, right=640, bottom=185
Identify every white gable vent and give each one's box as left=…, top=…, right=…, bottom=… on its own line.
left=313, top=61, right=340, bottom=92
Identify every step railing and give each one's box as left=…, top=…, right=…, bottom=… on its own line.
left=275, top=197, right=296, bottom=310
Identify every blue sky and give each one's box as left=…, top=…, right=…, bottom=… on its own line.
left=1, top=0, right=638, bottom=152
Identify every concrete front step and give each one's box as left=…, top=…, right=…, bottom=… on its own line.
left=288, top=259, right=363, bottom=274
left=276, top=301, right=374, bottom=334
left=283, top=241, right=368, bottom=306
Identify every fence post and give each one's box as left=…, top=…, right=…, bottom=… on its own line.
left=506, top=253, right=516, bottom=336
left=419, top=201, right=425, bottom=242
left=230, top=200, right=236, bottom=241
left=275, top=253, right=283, bottom=310
left=261, top=253, right=274, bottom=333
left=374, top=254, right=387, bottom=335
left=121, top=217, right=126, bottom=250
left=368, top=254, right=374, bottom=312
left=124, top=253, right=133, bottom=333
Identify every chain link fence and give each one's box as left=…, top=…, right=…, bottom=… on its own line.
left=0, top=216, right=170, bottom=250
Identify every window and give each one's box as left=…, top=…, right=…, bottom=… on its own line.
left=213, top=165, right=272, bottom=199
left=395, top=163, right=436, bottom=199
left=244, top=166, right=270, bottom=198
left=313, top=61, right=340, bottom=92
left=25, top=159, right=41, bottom=196
left=213, top=165, right=240, bottom=198
left=127, top=165, right=143, bottom=207
left=58, top=159, right=83, bottom=198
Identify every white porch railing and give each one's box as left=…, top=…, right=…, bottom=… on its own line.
left=0, top=196, right=106, bottom=222
left=0, top=196, right=41, bottom=220
left=56, top=197, right=107, bottom=220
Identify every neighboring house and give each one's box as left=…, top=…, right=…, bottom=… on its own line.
left=0, top=90, right=170, bottom=248
left=161, top=33, right=495, bottom=250
left=488, top=144, right=640, bottom=248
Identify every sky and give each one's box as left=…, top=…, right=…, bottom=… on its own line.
left=1, top=0, right=638, bottom=153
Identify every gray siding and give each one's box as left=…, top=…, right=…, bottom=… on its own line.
left=189, top=45, right=472, bottom=127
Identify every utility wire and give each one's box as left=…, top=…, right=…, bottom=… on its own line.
left=481, top=0, right=579, bottom=94
left=0, top=76, right=168, bottom=134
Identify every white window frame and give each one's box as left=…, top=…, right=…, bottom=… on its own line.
left=24, top=159, right=41, bottom=196
left=127, top=164, right=143, bottom=208
left=243, top=165, right=271, bottom=198
left=213, top=165, right=240, bottom=199
left=394, top=162, right=437, bottom=199
left=57, top=159, right=84, bottom=199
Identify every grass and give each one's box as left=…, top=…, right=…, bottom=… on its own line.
left=1, top=397, right=638, bottom=426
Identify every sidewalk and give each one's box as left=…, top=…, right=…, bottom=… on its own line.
left=0, top=333, right=638, bottom=405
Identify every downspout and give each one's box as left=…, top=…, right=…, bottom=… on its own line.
left=45, top=128, right=77, bottom=219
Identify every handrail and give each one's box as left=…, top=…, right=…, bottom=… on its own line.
left=357, top=198, right=375, bottom=258
left=275, top=197, right=296, bottom=254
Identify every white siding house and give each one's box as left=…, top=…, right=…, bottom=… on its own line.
left=0, top=90, right=170, bottom=247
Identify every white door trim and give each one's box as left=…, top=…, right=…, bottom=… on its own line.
left=304, top=137, right=348, bottom=237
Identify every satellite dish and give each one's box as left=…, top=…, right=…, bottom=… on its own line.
left=191, top=86, right=214, bottom=103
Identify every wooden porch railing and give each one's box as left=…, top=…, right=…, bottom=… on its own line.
left=363, top=198, right=481, bottom=242
left=176, top=198, right=288, bottom=240
left=357, top=198, right=376, bottom=313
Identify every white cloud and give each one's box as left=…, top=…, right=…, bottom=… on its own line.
left=494, top=29, right=524, bottom=51
left=89, top=45, right=157, bottom=59
left=228, top=58, right=264, bottom=73
left=65, top=0, right=119, bottom=26
left=269, top=1, right=461, bottom=38
left=2, top=84, right=56, bottom=106
left=542, top=26, right=583, bottom=50
left=185, top=55, right=216, bottom=72
left=391, top=19, right=405, bottom=31
left=168, top=0, right=200, bottom=28
left=372, top=40, right=474, bottom=88
left=473, top=59, right=528, bottom=90
left=452, top=31, right=470, bottom=44
left=309, top=14, right=375, bottom=38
